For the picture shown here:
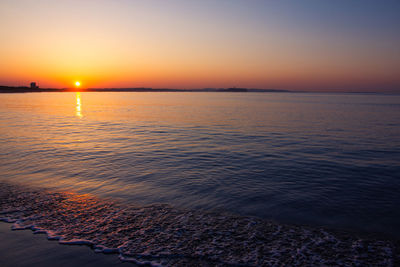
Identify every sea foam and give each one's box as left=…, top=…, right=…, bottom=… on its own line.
left=0, top=182, right=397, bottom=266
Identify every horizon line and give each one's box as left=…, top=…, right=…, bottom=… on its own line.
left=1, top=85, right=400, bottom=94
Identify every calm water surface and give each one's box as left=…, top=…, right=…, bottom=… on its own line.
left=0, top=92, right=399, bottom=236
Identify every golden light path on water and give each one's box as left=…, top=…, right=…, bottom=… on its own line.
left=76, top=92, right=82, bottom=118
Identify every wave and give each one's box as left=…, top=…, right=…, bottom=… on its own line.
left=0, top=182, right=397, bottom=266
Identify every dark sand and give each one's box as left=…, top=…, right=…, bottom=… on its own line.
left=0, top=222, right=131, bottom=267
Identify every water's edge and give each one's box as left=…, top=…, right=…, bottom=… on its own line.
left=0, top=181, right=398, bottom=266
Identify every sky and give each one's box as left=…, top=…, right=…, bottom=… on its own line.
left=0, top=0, right=399, bottom=92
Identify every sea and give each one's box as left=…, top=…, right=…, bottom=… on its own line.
left=0, top=92, right=399, bottom=265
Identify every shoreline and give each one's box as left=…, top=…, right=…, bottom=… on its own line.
left=2, top=86, right=399, bottom=94
left=1, top=181, right=398, bottom=266
left=0, top=86, right=290, bottom=94
left=0, top=222, right=130, bottom=267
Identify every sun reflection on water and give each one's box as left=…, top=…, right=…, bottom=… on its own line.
left=76, top=92, right=83, bottom=118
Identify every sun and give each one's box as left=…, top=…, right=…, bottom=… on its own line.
left=75, top=81, right=81, bottom=87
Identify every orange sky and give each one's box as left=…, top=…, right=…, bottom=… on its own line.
left=1, top=0, right=399, bottom=92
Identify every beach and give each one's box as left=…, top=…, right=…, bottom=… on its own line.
left=1, top=182, right=398, bottom=266
left=0, top=222, right=128, bottom=267
left=1, top=0, right=400, bottom=265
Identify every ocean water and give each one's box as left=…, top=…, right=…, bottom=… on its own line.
left=0, top=92, right=399, bottom=239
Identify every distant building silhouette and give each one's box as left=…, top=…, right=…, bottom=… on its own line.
left=30, top=82, right=39, bottom=89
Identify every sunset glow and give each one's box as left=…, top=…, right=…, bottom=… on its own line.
left=75, top=81, right=81, bottom=87
left=76, top=92, right=82, bottom=118
left=0, top=0, right=399, bottom=92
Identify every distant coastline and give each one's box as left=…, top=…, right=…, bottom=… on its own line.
left=0, top=86, right=290, bottom=93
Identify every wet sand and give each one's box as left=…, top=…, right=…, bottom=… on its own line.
left=0, top=222, right=130, bottom=267
left=1, top=182, right=398, bottom=266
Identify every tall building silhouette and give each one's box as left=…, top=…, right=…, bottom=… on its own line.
left=30, top=82, right=39, bottom=89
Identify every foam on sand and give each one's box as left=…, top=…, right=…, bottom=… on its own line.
left=0, top=182, right=398, bottom=266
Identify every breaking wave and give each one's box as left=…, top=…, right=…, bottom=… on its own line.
left=0, top=182, right=398, bottom=266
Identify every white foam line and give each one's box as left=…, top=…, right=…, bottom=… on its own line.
left=0, top=182, right=396, bottom=266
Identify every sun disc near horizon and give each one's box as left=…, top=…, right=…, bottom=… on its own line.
left=75, top=81, right=81, bottom=87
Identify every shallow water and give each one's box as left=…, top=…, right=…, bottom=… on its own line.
left=0, top=182, right=397, bottom=266
left=0, top=92, right=399, bottom=236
